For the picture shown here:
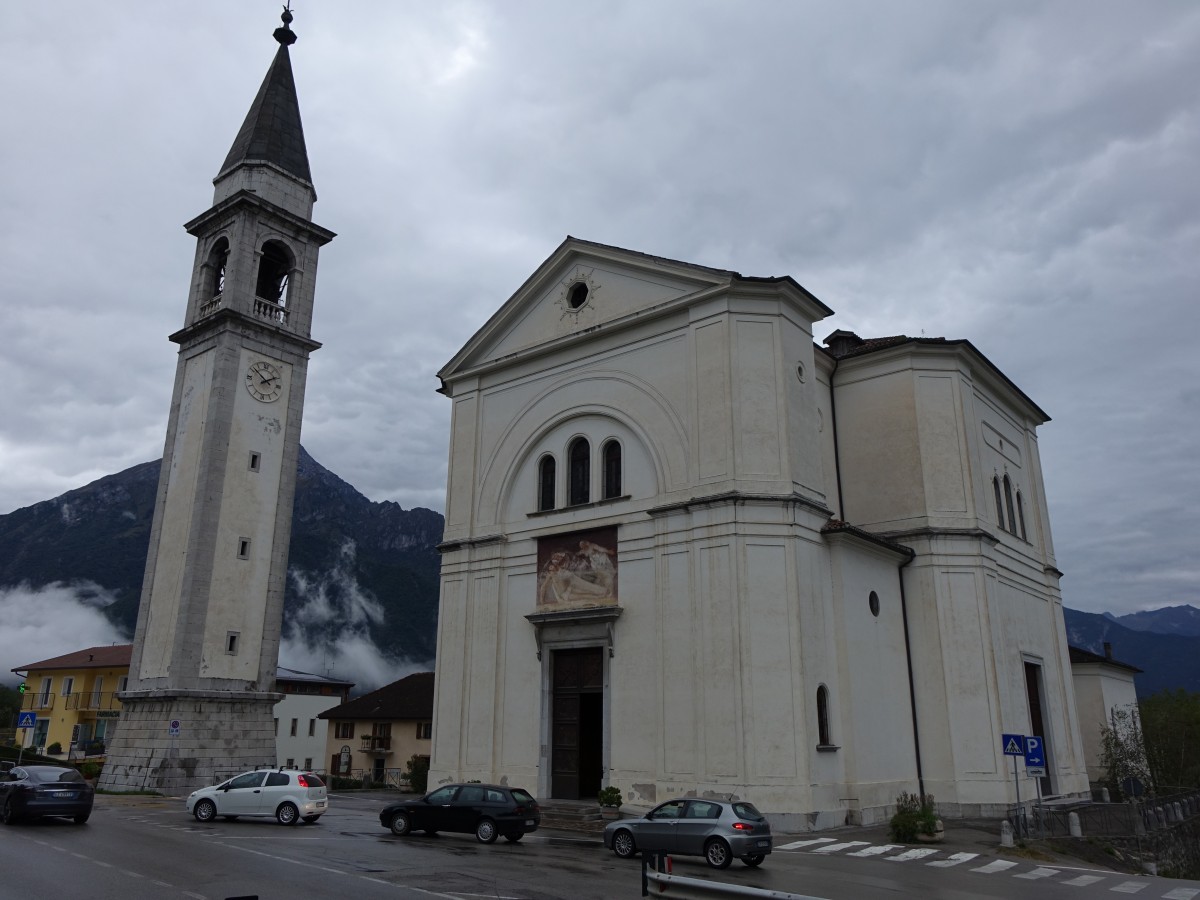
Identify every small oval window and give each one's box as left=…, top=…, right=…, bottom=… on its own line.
left=568, top=282, right=589, bottom=309
left=869, top=591, right=880, bottom=617
left=796, top=362, right=806, bottom=383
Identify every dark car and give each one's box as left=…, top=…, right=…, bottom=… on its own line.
left=604, top=798, right=772, bottom=869
left=380, top=783, right=541, bottom=843
left=1, top=765, right=95, bottom=825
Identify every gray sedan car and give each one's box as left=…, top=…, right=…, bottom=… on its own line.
left=603, top=798, right=772, bottom=869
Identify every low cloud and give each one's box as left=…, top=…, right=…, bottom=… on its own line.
left=0, top=582, right=129, bottom=684
left=281, top=540, right=428, bottom=695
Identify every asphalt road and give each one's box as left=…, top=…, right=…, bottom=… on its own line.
left=1, top=791, right=1198, bottom=900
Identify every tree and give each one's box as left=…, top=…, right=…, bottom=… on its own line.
left=0, top=683, right=19, bottom=733
left=1139, top=689, right=1200, bottom=790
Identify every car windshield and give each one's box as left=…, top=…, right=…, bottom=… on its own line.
left=31, top=768, right=84, bottom=784
left=731, top=802, right=764, bottom=820
left=510, top=789, right=535, bottom=805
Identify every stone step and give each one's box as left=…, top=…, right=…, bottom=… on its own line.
left=538, top=799, right=610, bottom=833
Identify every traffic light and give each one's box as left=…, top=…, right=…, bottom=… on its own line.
left=18, top=682, right=26, bottom=694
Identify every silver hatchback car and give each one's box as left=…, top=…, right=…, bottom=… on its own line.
left=603, top=798, right=772, bottom=869
left=186, top=768, right=327, bottom=825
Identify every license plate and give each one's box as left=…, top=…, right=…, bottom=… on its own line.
left=756, top=840, right=769, bottom=848
left=52, top=791, right=76, bottom=799
left=525, top=819, right=534, bottom=826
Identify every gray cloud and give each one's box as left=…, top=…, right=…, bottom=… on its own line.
left=0, top=584, right=129, bottom=684
left=1, top=2, right=1197, bottom=619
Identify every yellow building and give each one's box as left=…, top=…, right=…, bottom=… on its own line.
left=318, top=672, right=433, bottom=785
left=13, top=645, right=130, bottom=758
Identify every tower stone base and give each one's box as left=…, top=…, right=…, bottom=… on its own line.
left=98, top=690, right=282, bottom=795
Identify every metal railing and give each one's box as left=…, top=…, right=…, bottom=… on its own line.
left=1008, top=788, right=1200, bottom=839
left=360, top=735, right=392, bottom=752
left=64, top=692, right=122, bottom=711
left=21, top=693, right=55, bottom=711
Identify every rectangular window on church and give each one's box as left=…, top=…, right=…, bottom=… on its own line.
left=226, top=632, right=240, bottom=655
left=249, top=451, right=261, bottom=472
left=237, top=538, right=250, bottom=559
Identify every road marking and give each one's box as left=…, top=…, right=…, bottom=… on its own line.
left=886, top=848, right=940, bottom=861
left=1015, top=866, right=1060, bottom=880
left=927, top=852, right=978, bottom=867
left=777, top=838, right=837, bottom=850
left=970, top=859, right=1019, bottom=873
left=1163, top=891, right=1200, bottom=900
left=181, top=893, right=207, bottom=900
left=1110, top=883, right=1150, bottom=893
left=849, top=844, right=902, bottom=857
left=95, top=861, right=113, bottom=868
left=814, top=841, right=869, bottom=853
left=119, top=870, right=144, bottom=879
left=1061, top=875, right=1104, bottom=886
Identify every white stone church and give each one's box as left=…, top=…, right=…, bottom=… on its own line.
left=429, top=236, right=1088, bottom=827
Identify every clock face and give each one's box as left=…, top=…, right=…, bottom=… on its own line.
left=245, top=361, right=283, bottom=402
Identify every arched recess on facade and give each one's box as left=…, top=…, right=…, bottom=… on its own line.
left=479, top=372, right=688, bottom=528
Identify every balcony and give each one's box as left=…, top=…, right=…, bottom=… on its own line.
left=64, top=692, right=122, bottom=712
left=254, top=296, right=288, bottom=325
left=198, top=294, right=223, bottom=319
left=359, top=735, right=392, bottom=754
left=21, top=693, right=55, bottom=711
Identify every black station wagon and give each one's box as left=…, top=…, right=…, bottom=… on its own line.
left=380, top=783, right=541, bottom=843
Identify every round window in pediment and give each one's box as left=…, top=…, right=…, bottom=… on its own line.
left=568, top=282, right=589, bottom=309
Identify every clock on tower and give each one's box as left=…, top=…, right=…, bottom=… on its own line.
left=99, top=8, right=335, bottom=794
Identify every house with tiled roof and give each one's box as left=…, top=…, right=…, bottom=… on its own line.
left=1069, top=643, right=1143, bottom=782
left=318, top=672, right=433, bottom=783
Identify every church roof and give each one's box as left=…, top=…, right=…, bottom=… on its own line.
left=317, top=672, right=434, bottom=721
left=218, top=18, right=311, bottom=184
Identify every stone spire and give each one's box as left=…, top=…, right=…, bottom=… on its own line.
left=218, top=5, right=311, bottom=184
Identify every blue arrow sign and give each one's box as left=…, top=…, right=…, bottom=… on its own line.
left=1024, top=735, right=1045, bottom=768
left=17, top=711, right=37, bottom=729
left=1002, top=733, right=1025, bottom=756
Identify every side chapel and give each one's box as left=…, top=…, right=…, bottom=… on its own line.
left=429, top=237, right=1088, bottom=826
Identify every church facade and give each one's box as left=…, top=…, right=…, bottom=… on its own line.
left=430, top=237, right=1088, bottom=827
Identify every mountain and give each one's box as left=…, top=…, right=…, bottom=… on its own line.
left=0, top=447, right=443, bottom=665
left=1064, top=607, right=1200, bottom=697
left=1102, top=605, right=1200, bottom=638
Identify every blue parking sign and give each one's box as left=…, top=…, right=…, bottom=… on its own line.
left=1024, top=735, right=1045, bottom=767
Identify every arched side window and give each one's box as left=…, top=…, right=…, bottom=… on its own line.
left=537, top=456, right=556, bottom=512
left=255, top=240, right=293, bottom=306
left=568, top=438, right=590, bottom=506
left=207, top=237, right=230, bottom=299
left=992, top=476, right=1005, bottom=531
left=1016, top=491, right=1028, bottom=541
left=602, top=439, right=622, bottom=500
left=1003, top=475, right=1017, bottom=535
left=816, top=685, right=832, bottom=747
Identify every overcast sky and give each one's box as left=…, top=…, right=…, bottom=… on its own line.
left=2, top=1, right=1197, bottom=625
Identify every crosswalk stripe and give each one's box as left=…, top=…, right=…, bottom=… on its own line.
left=886, top=848, right=940, bottom=861
left=927, top=852, right=978, bottom=867
left=1163, top=890, right=1200, bottom=900
left=1110, top=882, right=1150, bottom=893
left=814, top=841, right=870, bottom=854
left=971, top=859, right=1019, bottom=874
left=1061, top=875, right=1104, bottom=887
left=777, top=838, right=836, bottom=850
left=1015, top=866, right=1060, bottom=880
left=848, top=844, right=902, bottom=857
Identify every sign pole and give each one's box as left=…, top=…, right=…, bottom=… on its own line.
left=17, top=728, right=26, bottom=767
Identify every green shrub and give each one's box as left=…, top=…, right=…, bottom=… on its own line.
left=597, top=786, right=623, bottom=807
left=81, top=761, right=102, bottom=780
left=888, top=792, right=939, bottom=842
left=405, top=755, right=429, bottom=795
left=46, top=742, right=62, bottom=755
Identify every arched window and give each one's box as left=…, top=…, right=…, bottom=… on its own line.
left=602, top=439, right=622, bottom=499
left=816, top=685, right=832, bottom=747
left=255, top=240, right=293, bottom=306
left=992, top=476, right=1005, bottom=531
left=1003, top=475, right=1017, bottom=535
left=568, top=438, right=590, bottom=506
left=538, top=456, right=556, bottom=512
left=207, top=237, right=230, bottom=299
left=1016, top=491, right=1028, bottom=541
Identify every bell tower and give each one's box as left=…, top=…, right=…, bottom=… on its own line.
left=100, top=8, right=335, bottom=793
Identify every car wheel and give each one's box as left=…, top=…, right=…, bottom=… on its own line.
left=612, top=828, right=637, bottom=859
left=302, top=816, right=320, bottom=824
left=276, top=802, right=299, bottom=826
left=73, top=814, right=90, bottom=825
left=740, top=853, right=765, bottom=867
left=504, top=833, right=523, bottom=843
left=193, top=799, right=217, bottom=823
left=705, top=838, right=732, bottom=869
left=389, top=811, right=411, bottom=836
left=475, top=818, right=498, bottom=844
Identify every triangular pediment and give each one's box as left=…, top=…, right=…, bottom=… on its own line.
left=441, top=237, right=738, bottom=382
